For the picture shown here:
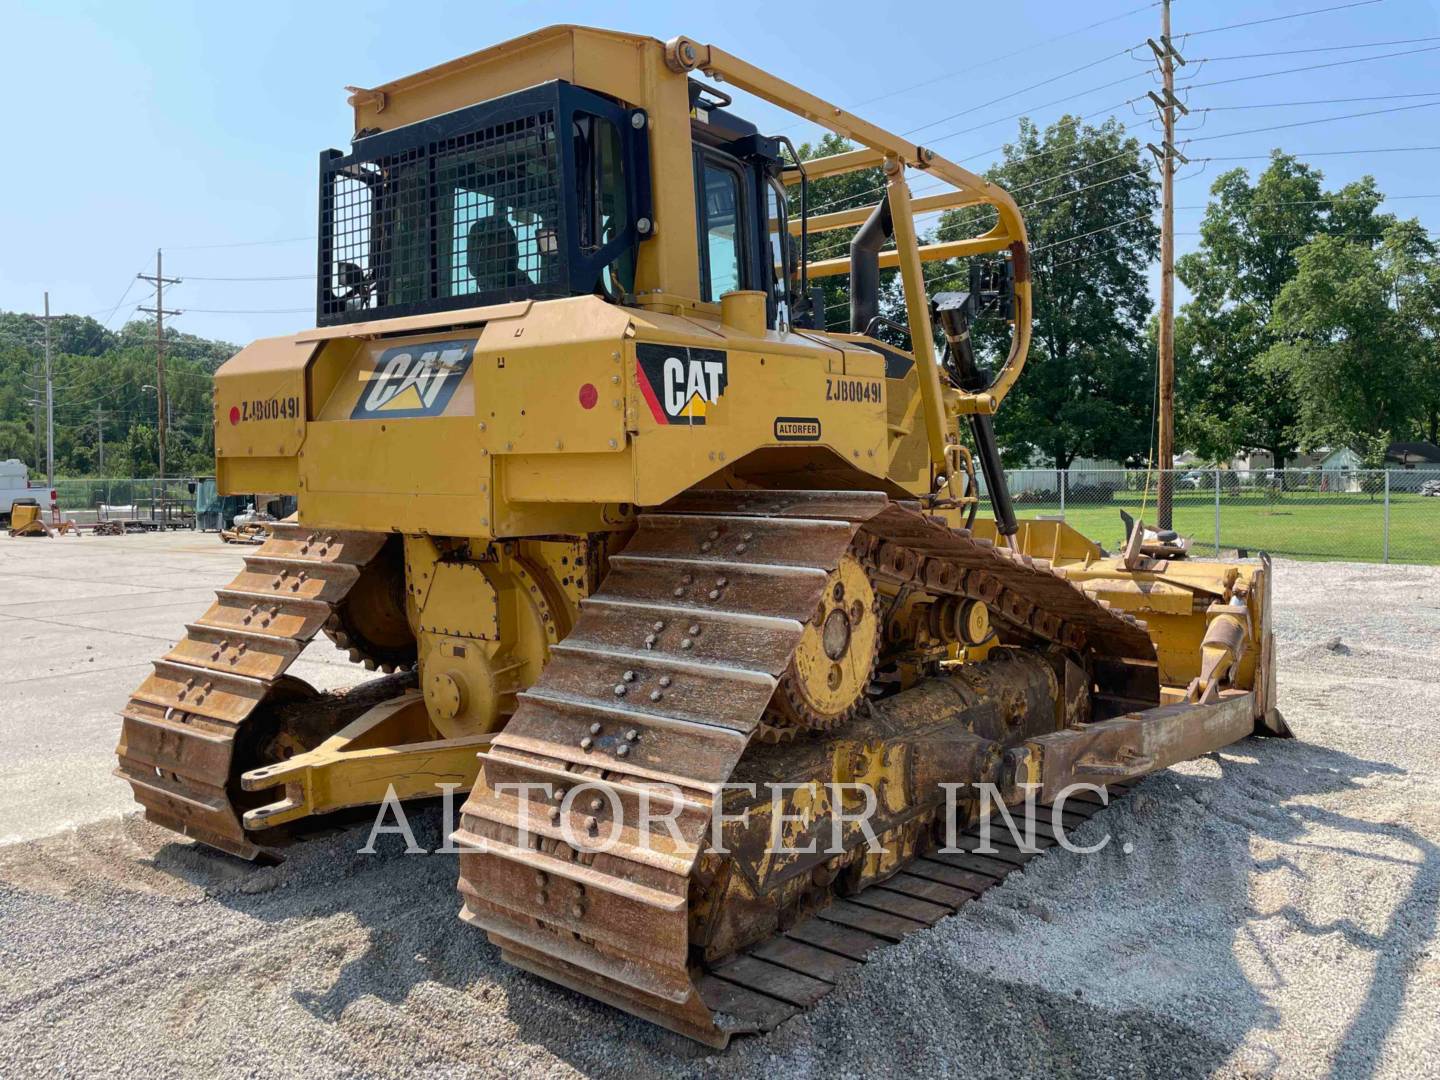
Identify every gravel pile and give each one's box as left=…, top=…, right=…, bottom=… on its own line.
left=1, top=558, right=1436, bottom=1078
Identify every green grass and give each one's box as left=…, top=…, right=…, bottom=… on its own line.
left=1012, top=490, right=1438, bottom=565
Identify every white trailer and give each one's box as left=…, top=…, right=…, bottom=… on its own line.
left=0, top=459, right=54, bottom=526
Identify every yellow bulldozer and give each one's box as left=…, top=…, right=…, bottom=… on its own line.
left=115, top=26, right=1286, bottom=1047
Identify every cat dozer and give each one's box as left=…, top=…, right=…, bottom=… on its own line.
left=115, top=26, right=1286, bottom=1046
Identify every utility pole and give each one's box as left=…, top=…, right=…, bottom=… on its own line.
left=28, top=397, right=42, bottom=471
left=96, top=406, right=105, bottom=472
left=138, top=249, right=181, bottom=510
left=42, top=292, right=54, bottom=491
left=1147, top=2, right=1188, bottom=530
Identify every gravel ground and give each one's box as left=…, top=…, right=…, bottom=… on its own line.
left=1, top=557, right=1437, bottom=1078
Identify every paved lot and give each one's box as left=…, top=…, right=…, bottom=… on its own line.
left=0, top=533, right=1436, bottom=1077
left=0, top=530, right=368, bottom=843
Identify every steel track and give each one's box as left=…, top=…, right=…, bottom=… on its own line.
left=455, top=489, right=1157, bottom=1046
left=113, top=524, right=399, bottom=859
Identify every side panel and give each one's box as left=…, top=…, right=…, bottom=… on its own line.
left=299, top=417, right=488, bottom=535
left=214, top=336, right=314, bottom=497
left=622, top=316, right=892, bottom=507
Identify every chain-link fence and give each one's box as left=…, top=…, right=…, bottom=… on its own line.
left=41, top=469, right=1440, bottom=562
left=984, top=467, right=1440, bottom=565
left=51, top=476, right=200, bottom=527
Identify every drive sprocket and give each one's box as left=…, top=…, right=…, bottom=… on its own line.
left=322, top=535, right=417, bottom=672
left=765, top=550, right=881, bottom=735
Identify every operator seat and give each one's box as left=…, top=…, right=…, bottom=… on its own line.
left=467, top=216, right=524, bottom=292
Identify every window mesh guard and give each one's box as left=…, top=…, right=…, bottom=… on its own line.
left=320, top=103, right=562, bottom=322
left=317, top=81, right=650, bottom=326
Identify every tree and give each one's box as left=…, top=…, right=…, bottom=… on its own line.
left=123, top=423, right=157, bottom=478
left=0, top=420, right=31, bottom=463
left=933, top=115, right=1160, bottom=471
left=1261, top=220, right=1433, bottom=453
left=793, top=134, right=886, bottom=333
left=0, top=309, right=237, bottom=478
left=1384, top=220, right=1440, bottom=446
left=1174, top=153, right=1396, bottom=467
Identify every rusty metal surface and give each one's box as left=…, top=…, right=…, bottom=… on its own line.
left=113, top=524, right=401, bottom=859
left=687, top=788, right=1132, bottom=1039
left=1030, top=690, right=1256, bottom=790
left=454, top=489, right=1171, bottom=1046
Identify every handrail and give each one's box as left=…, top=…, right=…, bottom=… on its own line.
left=784, top=188, right=989, bottom=236
left=664, top=35, right=1033, bottom=462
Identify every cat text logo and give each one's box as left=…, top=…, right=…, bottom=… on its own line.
left=351, top=339, right=476, bottom=420
left=635, top=343, right=729, bottom=426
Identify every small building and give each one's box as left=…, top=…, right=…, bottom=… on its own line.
left=1320, top=447, right=1363, bottom=470
left=1318, top=446, right=1363, bottom=491
left=1385, top=441, right=1440, bottom=493
left=1229, top=449, right=1326, bottom=477
left=1385, top=441, right=1440, bottom=468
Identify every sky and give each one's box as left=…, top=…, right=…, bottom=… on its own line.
left=2, top=0, right=1440, bottom=346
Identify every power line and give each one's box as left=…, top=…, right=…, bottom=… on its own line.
left=774, top=2, right=1158, bottom=132
left=1198, top=145, right=1440, bottom=160
left=1179, top=42, right=1440, bottom=92
left=1183, top=0, right=1384, bottom=38
left=180, top=306, right=310, bottom=314
left=178, top=273, right=314, bottom=282
left=904, top=27, right=1436, bottom=154
left=1195, top=90, right=1440, bottom=111
left=937, top=86, right=1440, bottom=176
left=1175, top=193, right=1440, bottom=210
left=866, top=3, right=1157, bottom=109
left=920, top=76, right=1148, bottom=147
left=96, top=269, right=148, bottom=328
left=1182, top=100, right=1440, bottom=145
left=1201, top=34, right=1440, bottom=61
left=165, top=234, right=314, bottom=251
left=904, top=56, right=1144, bottom=138
left=907, top=86, right=1440, bottom=211
left=1032, top=210, right=1157, bottom=253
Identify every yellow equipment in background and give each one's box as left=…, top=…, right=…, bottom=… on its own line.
left=8, top=499, right=50, bottom=537
left=115, top=26, right=1285, bottom=1046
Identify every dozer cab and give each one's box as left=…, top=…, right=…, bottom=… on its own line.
left=115, top=25, right=1286, bottom=1047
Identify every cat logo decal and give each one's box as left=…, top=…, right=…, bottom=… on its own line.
left=350, top=339, right=476, bottom=420
left=635, top=343, right=729, bottom=426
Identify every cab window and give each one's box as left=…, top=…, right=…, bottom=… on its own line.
left=767, top=178, right=793, bottom=311
left=697, top=154, right=746, bottom=301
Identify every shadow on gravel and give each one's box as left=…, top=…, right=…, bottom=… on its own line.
left=1209, top=743, right=1438, bottom=1080
left=182, top=804, right=501, bottom=1020
left=142, top=735, right=1432, bottom=1078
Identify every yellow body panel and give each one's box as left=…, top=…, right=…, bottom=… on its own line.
left=215, top=294, right=912, bottom=535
